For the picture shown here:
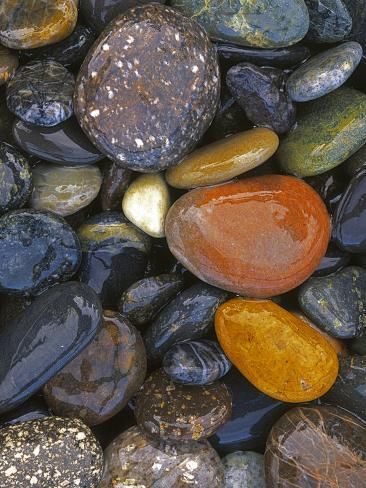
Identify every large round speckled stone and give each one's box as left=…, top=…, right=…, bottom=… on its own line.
left=74, top=4, right=220, bottom=172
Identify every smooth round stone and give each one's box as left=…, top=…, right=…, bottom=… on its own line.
left=0, top=209, right=81, bottom=294
left=265, top=406, right=366, bottom=487
left=226, top=63, right=296, bottom=134
left=0, top=281, right=102, bottom=415
left=223, top=451, right=265, bottom=488
left=215, top=298, right=339, bottom=403
left=13, top=117, right=104, bottom=166
left=299, top=266, right=366, bottom=339
left=122, top=173, right=170, bottom=238
left=119, top=273, right=185, bottom=329
left=305, top=0, right=353, bottom=42
left=0, top=417, right=103, bottom=487
left=278, top=87, right=366, bottom=177
left=135, top=369, right=232, bottom=441
left=44, top=310, right=146, bottom=426
left=100, top=426, right=224, bottom=488
left=313, top=243, right=350, bottom=277
left=0, top=142, right=32, bottom=214
left=163, top=339, right=231, bottom=385
left=0, top=45, right=18, bottom=85
left=287, top=42, right=362, bottom=102
left=0, top=0, right=78, bottom=49
left=166, top=176, right=330, bottom=298
left=305, top=165, right=346, bottom=213
left=31, top=163, right=102, bottom=217
left=100, top=161, right=132, bottom=211
left=166, top=128, right=279, bottom=189
left=74, top=4, right=220, bottom=172
left=171, top=0, right=309, bottom=48
left=6, top=60, right=74, bottom=127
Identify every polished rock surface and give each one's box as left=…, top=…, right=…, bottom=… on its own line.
left=305, top=0, right=353, bottom=43
left=100, top=161, right=132, bottom=211
left=223, top=451, right=265, bottom=488
left=313, top=243, right=350, bottom=277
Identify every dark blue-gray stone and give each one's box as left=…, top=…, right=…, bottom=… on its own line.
left=305, top=0, right=353, bottom=43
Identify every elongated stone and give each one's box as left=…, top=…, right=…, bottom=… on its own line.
left=0, top=45, right=18, bottom=85
left=100, top=162, right=132, bottom=211
left=305, top=0, right=353, bottom=43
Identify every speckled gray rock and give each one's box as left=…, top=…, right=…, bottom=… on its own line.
left=223, top=451, right=266, bottom=488
left=0, top=416, right=103, bottom=487
left=305, top=0, right=353, bottom=43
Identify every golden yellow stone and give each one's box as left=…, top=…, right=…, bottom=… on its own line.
left=215, top=298, right=339, bottom=403
left=165, top=128, right=279, bottom=189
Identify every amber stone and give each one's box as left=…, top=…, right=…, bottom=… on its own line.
left=0, top=45, right=18, bottom=85
left=215, top=298, right=339, bottom=403
left=43, top=311, right=146, bottom=426
left=166, top=128, right=279, bottom=189
left=166, top=176, right=330, bottom=298
left=265, top=406, right=366, bottom=487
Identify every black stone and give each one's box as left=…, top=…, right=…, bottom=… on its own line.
left=0, top=396, right=50, bottom=429
left=100, top=161, right=133, bottom=211
left=313, top=243, right=350, bottom=277
left=304, top=0, right=353, bottom=43
left=305, top=166, right=347, bottom=214
left=344, top=143, right=366, bottom=176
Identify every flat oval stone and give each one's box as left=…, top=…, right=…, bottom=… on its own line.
left=0, top=281, right=102, bottom=414
left=0, top=417, right=103, bottom=487
left=75, top=4, right=220, bottom=172
left=166, top=128, right=279, bottom=189
left=305, top=0, right=353, bottom=43
left=166, top=176, right=330, bottom=298
left=31, top=163, right=102, bottom=216
left=223, top=451, right=265, bottom=488
left=43, top=310, right=146, bottom=426
left=215, top=298, right=339, bottom=402
left=0, top=209, right=81, bottom=294
left=287, top=42, right=362, bottom=102
left=278, top=87, right=366, bottom=176
left=7, top=60, right=74, bottom=127
left=265, top=406, right=366, bottom=487
left=100, top=162, right=132, bottom=211
left=313, top=243, right=350, bottom=277
left=135, top=369, right=232, bottom=441
left=163, top=339, right=231, bottom=385
left=0, top=45, right=18, bottom=85
left=100, top=426, right=224, bottom=487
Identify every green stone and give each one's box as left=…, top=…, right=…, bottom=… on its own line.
left=278, top=88, right=366, bottom=177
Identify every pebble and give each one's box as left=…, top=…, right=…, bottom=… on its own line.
left=74, top=4, right=220, bottom=171
left=313, top=243, right=350, bottom=277
left=305, top=165, right=346, bottom=213
left=6, top=60, right=74, bottom=126
left=100, top=162, right=132, bottom=211
left=0, top=417, right=103, bottom=487
left=166, top=128, right=279, bottom=189
left=222, top=451, right=266, bottom=488
left=166, top=176, right=330, bottom=298
left=0, top=45, right=18, bottom=86
left=135, top=369, right=232, bottom=441
left=305, top=0, right=353, bottom=43
left=0, top=95, right=15, bottom=143
left=215, top=298, right=339, bottom=402
left=345, top=142, right=366, bottom=176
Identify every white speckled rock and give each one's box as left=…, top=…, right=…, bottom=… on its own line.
left=223, top=451, right=266, bottom=488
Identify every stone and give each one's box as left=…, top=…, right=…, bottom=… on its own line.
left=299, top=266, right=366, bottom=339
left=287, top=42, right=362, bottom=102
left=0, top=45, right=18, bottom=86
left=345, top=142, right=366, bottom=176
left=74, top=4, right=220, bottom=172
left=100, top=426, right=224, bottom=487
left=343, top=0, right=366, bottom=37
left=135, top=369, right=232, bottom=441
left=265, top=406, right=366, bottom=487
left=0, top=209, right=81, bottom=294
left=43, top=310, right=146, bottom=426
left=13, top=117, right=104, bottom=166
left=0, top=94, right=15, bottom=143
left=166, top=176, right=330, bottom=298
left=77, top=211, right=151, bottom=309
left=100, top=161, right=132, bottom=211
left=166, top=128, right=279, bottom=189
left=163, top=339, right=231, bottom=385
left=278, top=87, right=366, bottom=177
left=313, top=243, right=350, bottom=277
left=305, top=0, right=353, bottom=43
left=0, top=396, right=50, bottom=428
left=226, top=63, right=296, bottom=134
left=215, top=298, right=339, bottom=403
left=144, top=283, right=228, bottom=362
left=31, top=163, right=102, bottom=216
left=122, top=173, right=171, bottom=238
left=6, top=60, right=74, bottom=126
left=0, top=0, right=78, bottom=49
left=223, top=451, right=265, bottom=488
left=305, top=166, right=346, bottom=213
left=119, top=273, right=185, bottom=329
left=0, top=142, right=32, bottom=214
left=0, top=417, right=103, bottom=487
left=171, top=0, right=309, bottom=48
left=0, top=281, right=102, bottom=414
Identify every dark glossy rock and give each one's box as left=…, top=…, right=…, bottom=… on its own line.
left=119, top=273, right=185, bottom=329
left=74, top=4, right=219, bottom=172
left=345, top=142, right=366, bottom=176
left=226, top=63, right=296, bottom=134
left=100, top=161, right=132, bottom=211
left=144, top=283, right=228, bottom=362
left=343, top=0, right=366, bottom=37
left=313, top=243, right=350, bottom=277
left=265, top=405, right=366, bottom=487
left=0, top=417, right=103, bottom=487
left=0, top=281, right=102, bottom=415
left=305, top=166, right=346, bottom=213
left=0, top=396, right=50, bottom=429
left=0, top=293, right=31, bottom=327
left=77, top=212, right=151, bottom=309
left=305, top=0, right=353, bottom=43
left=299, top=266, right=366, bottom=339
left=0, top=209, right=81, bottom=295
left=135, top=369, right=232, bottom=441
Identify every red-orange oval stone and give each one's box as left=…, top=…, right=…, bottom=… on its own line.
left=165, top=175, right=330, bottom=297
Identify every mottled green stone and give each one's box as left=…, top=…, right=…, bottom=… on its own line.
left=278, top=88, right=366, bottom=176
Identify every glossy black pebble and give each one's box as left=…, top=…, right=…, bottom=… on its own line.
left=0, top=396, right=50, bottom=429
left=313, top=243, right=350, bottom=277
left=304, top=0, right=353, bottom=43
left=305, top=166, right=346, bottom=213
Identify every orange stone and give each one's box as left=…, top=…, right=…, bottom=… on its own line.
left=215, top=298, right=339, bottom=403
left=165, top=175, right=330, bottom=297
